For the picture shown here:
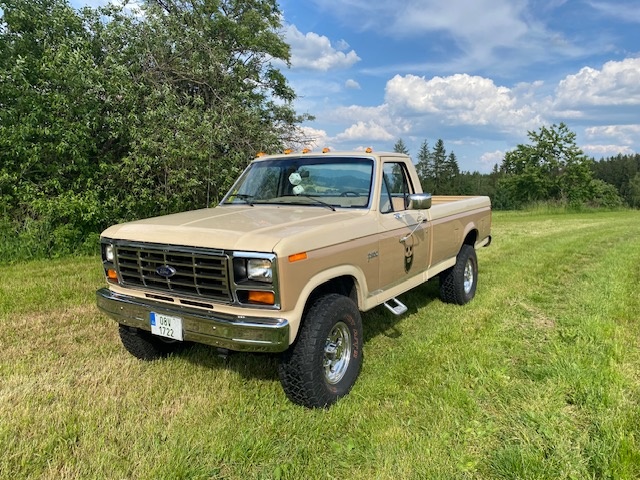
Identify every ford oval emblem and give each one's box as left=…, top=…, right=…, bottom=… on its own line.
left=156, top=265, right=177, bottom=278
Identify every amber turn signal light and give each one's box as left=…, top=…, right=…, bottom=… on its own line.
left=247, top=291, right=275, bottom=305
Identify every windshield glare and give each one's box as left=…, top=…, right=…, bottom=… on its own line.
left=222, top=157, right=374, bottom=208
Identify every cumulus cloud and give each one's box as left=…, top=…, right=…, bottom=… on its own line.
left=555, top=57, right=640, bottom=107
left=333, top=105, right=413, bottom=136
left=384, top=73, right=543, bottom=131
left=585, top=124, right=640, bottom=143
left=582, top=144, right=635, bottom=156
left=299, top=127, right=331, bottom=151
left=284, top=25, right=361, bottom=71
left=345, top=79, right=361, bottom=90
left=479, top=150, right=505, bottom=169
left=335, top=121, right=396, bottom=142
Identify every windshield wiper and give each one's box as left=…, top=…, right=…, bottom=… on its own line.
left=233, top=194, right=254, bottom=206
left=299, top=195, right=336, bottom=211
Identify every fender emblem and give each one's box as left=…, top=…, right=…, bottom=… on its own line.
left=156, top=265, right=177, bottom=278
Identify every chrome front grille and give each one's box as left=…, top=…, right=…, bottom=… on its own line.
left=115, top=243, right=231, bottom=302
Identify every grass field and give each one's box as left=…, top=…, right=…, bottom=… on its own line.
left=1, top=209, right=639, bottom=479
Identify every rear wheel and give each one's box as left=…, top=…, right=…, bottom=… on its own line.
left=439, top=244, right=478, bottom=305
left=118, top=325, right=183, bottom=360
left=278, top=294, right=363, bottom=408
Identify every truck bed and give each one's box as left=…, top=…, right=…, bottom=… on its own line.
left=429, top=195, right=491, bottom=220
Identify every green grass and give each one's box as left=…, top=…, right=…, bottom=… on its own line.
left=1, top=209, right=639, bottom=479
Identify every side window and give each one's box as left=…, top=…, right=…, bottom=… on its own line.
left=380, top=162, right=413, bottom=213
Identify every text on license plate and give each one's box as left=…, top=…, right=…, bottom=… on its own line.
left=150, top=312, right=183, bottom=341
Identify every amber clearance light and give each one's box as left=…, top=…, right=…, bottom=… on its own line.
left=288, top=252, right=308, bottom=263
left=107, top=269, right=118, bottom=282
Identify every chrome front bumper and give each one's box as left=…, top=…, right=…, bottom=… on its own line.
left=96, top=288, right=290, bottom=353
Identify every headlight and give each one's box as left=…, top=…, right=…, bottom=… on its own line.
left=105, top=244, right=115, bottom=262
left=247, top=258, right=273, bottom=283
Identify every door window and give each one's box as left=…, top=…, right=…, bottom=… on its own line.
left=380, top=163, right=413, bottom=213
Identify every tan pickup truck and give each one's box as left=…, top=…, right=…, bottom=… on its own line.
left=97, top=150, right=491, bottom=407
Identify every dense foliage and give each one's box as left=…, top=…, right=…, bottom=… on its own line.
left=399, top=123, right=626, bottom=210
left=495, top=123, right=621, bottom=209
left=592, top=153, right=640, bottom=208
left=0, top=0, right=309, bottom=260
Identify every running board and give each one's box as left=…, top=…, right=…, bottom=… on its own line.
left=383, top=298, right=408, bottom=316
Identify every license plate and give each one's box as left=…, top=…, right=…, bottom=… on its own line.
left=150, top=312, right=183, bottom=341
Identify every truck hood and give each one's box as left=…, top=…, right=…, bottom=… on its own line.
left=101, top=205, right=375, bottom=254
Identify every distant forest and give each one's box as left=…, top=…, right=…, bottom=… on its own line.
left=393, top=133, right=639, bottom=210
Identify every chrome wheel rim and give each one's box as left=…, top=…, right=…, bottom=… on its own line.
left=324, top=321, right=352, bottom=384
left=463, top=259, right=475, bottom=294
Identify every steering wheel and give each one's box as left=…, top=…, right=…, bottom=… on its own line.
left=340, top=191, right=359, bottom=197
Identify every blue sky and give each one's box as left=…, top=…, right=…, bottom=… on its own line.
left=73, top=0, right=640, bottom=172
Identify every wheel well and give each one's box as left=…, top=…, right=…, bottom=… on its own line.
left=304, top=276, right=358, bottom=314
left=464, top=229, right=478, bottom=246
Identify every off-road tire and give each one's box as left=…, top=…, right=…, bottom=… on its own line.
left=118, top=325, right=182, bottom=360
left=278, top=294, right=363, bottom=408
left=439, top=244, right=478, bottom=305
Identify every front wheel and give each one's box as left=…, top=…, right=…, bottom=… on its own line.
left=278, top=294, right=363, bottom=408
left=439, top=244, right=478, bottom=305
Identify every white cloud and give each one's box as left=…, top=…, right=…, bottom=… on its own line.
left=384, top=73, right=543, bottom=131
left=585, top=124, right=640, bottom=143
left=335, top=39, right=351, bottom=51
left=391, top=0, right=529, bottom=61
left=345, top=79, right=361, bottom=90
left=335, top=121, right=396, bottom=142
left=479, top=150, right=505, bottom=169
left=284, top=25, right=361, bottom=71
left=310, top=0, right=595, bottom=74
left=588, top=1, right=640, bottom=23
left=299, top=127, right=331, bottom=150
left=333, top=105, right=413, bottom=137
left=582, top=144, right=635, bottom=156
left=555, top=57, right=640, bottom=107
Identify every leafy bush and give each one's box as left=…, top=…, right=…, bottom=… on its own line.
left=0, top=0, right=310, bottom=262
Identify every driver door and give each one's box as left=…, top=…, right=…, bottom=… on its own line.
left=377, top=161, right=431, bottom=291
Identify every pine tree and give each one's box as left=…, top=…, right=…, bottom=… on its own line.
left=432, top=139, right=447, bottom=194
left=416, top=140, right=434, bottom=193
left=393, top=138, right=410, bottom=155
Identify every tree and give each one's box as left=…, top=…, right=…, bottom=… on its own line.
left=432, top=139, right=447, bottom=194
left=592, top=153, right=640, bottom=207
left=496, top=123, right=617, bottom=208
left=441, top=152, right=460, bottom=193
left=0, top=0, right=111, bottom=253
left=416, top=140, right=434, bottom=192
left=627, top=173, right=640, bottom=208
left=0, top=0, right=310, bottom=258
left=393, top=138, right=410, bottom=155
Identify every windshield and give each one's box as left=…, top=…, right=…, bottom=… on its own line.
left=221, top=157, right=374, bottom=209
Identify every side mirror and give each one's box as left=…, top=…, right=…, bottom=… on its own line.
left=408, top=193, right=432, bottom=210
